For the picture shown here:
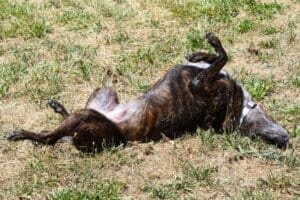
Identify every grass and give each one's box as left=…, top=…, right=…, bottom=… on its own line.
left=248, top=1, right=283, bottom=20
left=183, top=163, right=218, bottom=187
left=186, top=29, right=214, bottom=51
left=160, top=0, right=282, bottom=25
left=104, top=31, right=130, bottom=44
left=289, top=70, right=300, bottom=88
left=143, top=178, right=194, bottom=199
left=259, top=39, right=279, bottom=49
left=0, top=62, right=27, bottom=98
left=233, top=69, right=274, bottom=101
left=143, top=163, right=218, bottom=199
left=0, top=0, right=299, bottom=199
left=51, top=180, right=124, bottom=200
left=235, top=188, right=273, bottom=200
left=261, top=26, right=280, bottom=35
left=56, top=9, right=97, bottom=31
left=236, top=172, right=299, bottom=199
left=0, top=1, right=53, bottom=39
left=258, top=173, right=296, bottom=190
left=197, top=129, right=218, bottom=151
left=237, top=19, right=255, bottom=33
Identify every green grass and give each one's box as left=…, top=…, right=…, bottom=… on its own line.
left=235, top=172, right=298, bottom=199
left=258, top=173, right=296, bottom=190
left=160, top=0, right=282, bottom=25
left=248, top=1, right=283, bottom=20
left=287, top=20, right=296, bottom=44
left=235, top=188, right=273, bottom=200
left=290, top=125, right=300, bottom=138
left=289, top=70, right=300, bottom=88
left=143, top=164, right=218, bottom=199
left=0, top=62, right=27, bottom=98
left=186, top=29, right=214, bottom=51
left=104, top=31, right=130, bottom=44
left=197, top=129, right=218, bottom=151
left=25, top=63, right=63, bottom=101
left=94, top=0, right=137, bottom=21
left=143, top=179, right=194, bottom=200
left=183, top=164, right=218, bottom=187
left=0, top=42, right=99, bottom=101
left=57, top=9, right=97, bottom=31
left=115, top=34, right=184, bottom=91
left=0, top=1, right=53, bottom=39
left=237, top=19, right=255, bottom=33
left=261, top=26, right=280, bottom=35
left=51, top=181, right=124, bottom=200
left=199, top=128, right=300, bottom=168
left=259, top=39, right=278, bottom=49
left=221, top=133, right=252, bottom=152
left=234, top=69, right=274, bottom=101
left=161, top=0, right=241, bottom=23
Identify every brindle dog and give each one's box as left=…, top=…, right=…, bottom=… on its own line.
left=5, top=32, right=289, bottom=152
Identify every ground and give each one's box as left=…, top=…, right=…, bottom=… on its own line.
left=0, top=0, right=299, bottom=199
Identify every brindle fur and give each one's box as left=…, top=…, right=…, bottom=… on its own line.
left=5, top=33, right=287, bottom=152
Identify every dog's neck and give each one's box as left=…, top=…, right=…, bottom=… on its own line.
left=239, top=87, right=256, bottom=127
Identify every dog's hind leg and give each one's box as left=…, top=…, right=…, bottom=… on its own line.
left=86, top=87, right=120, bottom=112
left=5, top=111, right=85, bottom=145
left=47, top=86, right=119, bottom=119
left=5, top=109, right=123, bottom=152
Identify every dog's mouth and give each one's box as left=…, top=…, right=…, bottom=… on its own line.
left=258, top=124, right=289, bottom=149
left=249, top=131, right=289, bottom=149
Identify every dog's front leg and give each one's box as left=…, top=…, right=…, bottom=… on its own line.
left=189, top=32, right=228, bottom=94
left=204, top=32, right=228, bottom=79
left=186, top=52, right=218, bottom=63
left=48, top=99, right=70, bottom=119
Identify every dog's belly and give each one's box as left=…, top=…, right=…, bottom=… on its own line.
left=96, top=103, right=138, bottom=124
left=91, top=99, right=146, bottom=137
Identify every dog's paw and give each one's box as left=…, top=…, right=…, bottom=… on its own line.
left=4, top=130, right=24, bottom=141
left=47, top=99, right=65, bottom=113
left=205, top=32, right=221, bottom=47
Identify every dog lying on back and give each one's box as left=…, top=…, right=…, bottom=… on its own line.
left=5, top=32, right=289, bottom=152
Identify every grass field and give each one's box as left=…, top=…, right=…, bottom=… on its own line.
left=0, top=0, right=299, bottom=199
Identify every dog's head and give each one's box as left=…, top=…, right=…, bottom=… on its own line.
left=188, top=32, right=289, bottom=148
left=239, top=98, right=289, bottom=148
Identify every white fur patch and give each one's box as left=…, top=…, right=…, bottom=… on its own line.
left=239, top=87, right=253, bottom=126
left=186, top=61, right=211, bottom=69
left=186, top=61, right=229, bottom=78
left=241, top=86, right=252, bottom=107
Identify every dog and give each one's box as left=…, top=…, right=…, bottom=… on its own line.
left=5, top=32, right=289, bottom=152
